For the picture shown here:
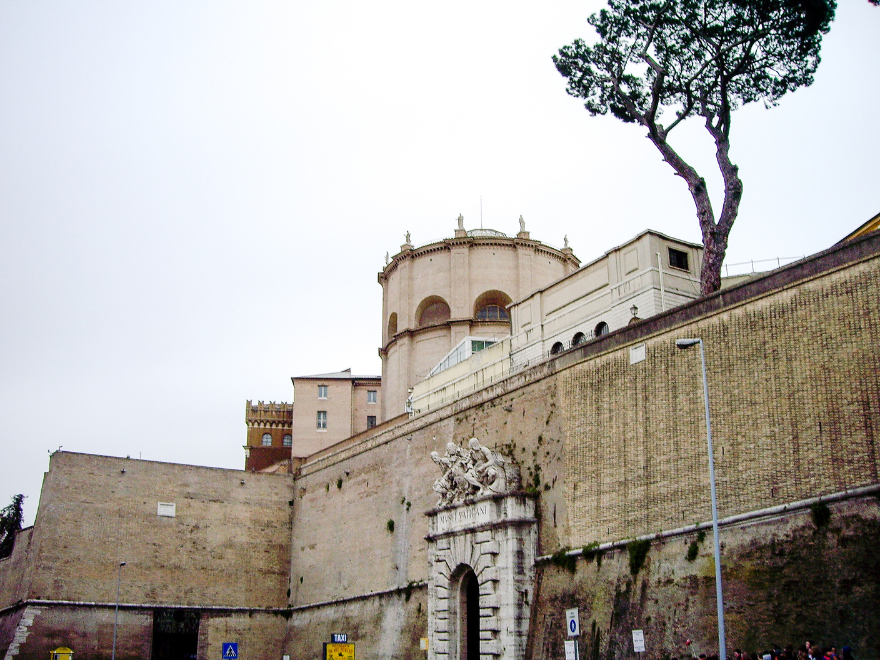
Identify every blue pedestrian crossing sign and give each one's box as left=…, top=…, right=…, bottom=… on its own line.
left=222, top=643, right=238, bottom=659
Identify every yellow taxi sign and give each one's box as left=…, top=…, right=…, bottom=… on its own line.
left=325, top=642, right=355, bottom=660
left=51, top=648, right=74, bottom=660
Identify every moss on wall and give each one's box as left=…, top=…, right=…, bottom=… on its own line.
left=528, top=501, right=880, bottom=660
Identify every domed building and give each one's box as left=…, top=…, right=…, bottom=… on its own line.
left=378, top=216, right=580, bottom=420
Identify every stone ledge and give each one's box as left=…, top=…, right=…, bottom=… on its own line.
left=425, top=516, right=538, bottom=542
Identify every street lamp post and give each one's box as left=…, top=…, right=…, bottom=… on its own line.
left=112, top=561, right=126, bottom=660
left=675, top=338, right=727, bottom=660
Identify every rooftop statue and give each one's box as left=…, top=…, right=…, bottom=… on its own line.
left=430, top=437, right=520, bottom=507
left=519, top=215, right=526, bottom=232
left=457, top=214, right=464, bottom=230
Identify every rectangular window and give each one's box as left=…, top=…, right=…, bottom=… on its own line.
left=318, top=385, right=328, bottom=399
left=367, top=416, right=377, bottom=429
left=316, top=411, right=327, bottom=430
left=367, top=390, right=377, bottom=403
left=668, top=247, right=689, bottom=271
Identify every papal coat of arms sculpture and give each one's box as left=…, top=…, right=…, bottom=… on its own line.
left=426, top=437, right=535, bottom=660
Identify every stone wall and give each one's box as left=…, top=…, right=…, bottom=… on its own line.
left=24, top=452, right=294, bottom=608
left=527, top=497, right=880, bottom=660
left=0, top=528, right=33, bottom=609
left=2, top=234, right=877, bottom=660
left=561, top=252, right=880, bottom=546
left=283, top=588, right=428, bottom=660
left=0, top=453, right=295, bottom=658
left=0, top=605, right=289, bottom=660
left=284, top=233, right=880, bottom=659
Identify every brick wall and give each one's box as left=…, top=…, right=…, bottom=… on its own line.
left=0, top=527, right=33, bottom=609
left=25, top=452, right=294, bottom=608
left=562, top=254, right=880, bottom=547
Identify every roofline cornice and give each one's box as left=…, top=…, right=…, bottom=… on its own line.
left=378, top=235, right=579, bottom=284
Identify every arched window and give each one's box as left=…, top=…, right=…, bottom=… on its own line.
left=595, top=321, right=609, bottom=337
left=282, top=434, right=292, bottom=447
left=416, top=296, right=451, bottom=327
left=572, top=332, right=587, bottom=347
left=476, top=305, right=509, bottom=321
left=261, top=433, right=272, bottom=446
left=551, top=342, right=564, bottom=355
left=473, top=290, right=512, bottom=322
left=387, top=312, right=398, bottom=337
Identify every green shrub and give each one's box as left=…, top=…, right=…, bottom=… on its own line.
left=550, top=547, right=577, bottom=573
left=627, top=539, right=651, bottom=576
left=811, top=501, right=831, bottom=528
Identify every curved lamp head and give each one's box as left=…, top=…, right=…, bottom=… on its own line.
left=675, top=338, right=701, bottom=349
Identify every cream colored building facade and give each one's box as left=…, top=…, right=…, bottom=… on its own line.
left=378, top=219, right=579, bottom=420
left=410, top=230, right=702, bottom=414
left=509, top=230, right=702, bottom=369
left=290, top=369, right=381, bottom=457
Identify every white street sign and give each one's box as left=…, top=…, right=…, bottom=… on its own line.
left=565, top=608, right=580, bottom=637
left=565, top=640, right=578, bottom=660
left=632, top=629, right=645, bottom=653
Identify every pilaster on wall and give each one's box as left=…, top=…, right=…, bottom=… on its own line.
left=426, top=494, right=537, bottom=660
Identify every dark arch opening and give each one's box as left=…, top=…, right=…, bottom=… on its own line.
left=551, top=342, right=564, bottom=355
left=595, top=321, right=609, bottom=337
left=459, top=569, right=480, bottom=660
left=473, top=290, right=512, bottom=322
left=387, top=312, right=398, bottom=337
left=572, top=332, right=587, bottom=347
left=416, top=296, right=451, bottom=328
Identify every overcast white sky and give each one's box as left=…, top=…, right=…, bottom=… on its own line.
left=1, top=2, right=877, bottom=525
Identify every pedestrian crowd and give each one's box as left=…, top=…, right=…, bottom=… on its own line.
left=684, top=642, right=856, bottom=660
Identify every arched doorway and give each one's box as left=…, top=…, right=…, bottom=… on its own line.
left=453, top=566, right=481, bottom=660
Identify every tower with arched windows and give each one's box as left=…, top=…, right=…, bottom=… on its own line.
left=378, top=219, right=579, bottom=420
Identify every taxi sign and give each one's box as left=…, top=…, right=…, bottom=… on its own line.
left=325, top=642, right=355, bottom=660
left=51, top=647, right=74, bottom=660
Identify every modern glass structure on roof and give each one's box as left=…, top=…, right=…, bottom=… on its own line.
left=428, top=337, right=498, bottom=378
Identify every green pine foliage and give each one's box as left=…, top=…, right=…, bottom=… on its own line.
left=553, top=0, right=836, bottom=294
left=0, top=494, right=24, bottom=559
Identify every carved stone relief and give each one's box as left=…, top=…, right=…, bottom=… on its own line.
left=430, top=438, right=521, bottom=507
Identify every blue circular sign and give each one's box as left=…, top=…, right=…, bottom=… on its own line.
left=569, top=619, right=577, bottom=633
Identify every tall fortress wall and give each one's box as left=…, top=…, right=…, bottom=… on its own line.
left=285, top=232, right=880, bottom=659
left=2, top=230, right=879, bottom=660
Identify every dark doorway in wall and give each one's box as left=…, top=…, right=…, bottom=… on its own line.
left=151, top=609, right=200, bottom=660
left=459, top=569, right=481, bottom=660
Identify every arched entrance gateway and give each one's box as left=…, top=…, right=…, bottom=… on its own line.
left=451, top=565, right=481, bottom=660
left=427, top=438, right=537, bottom=660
